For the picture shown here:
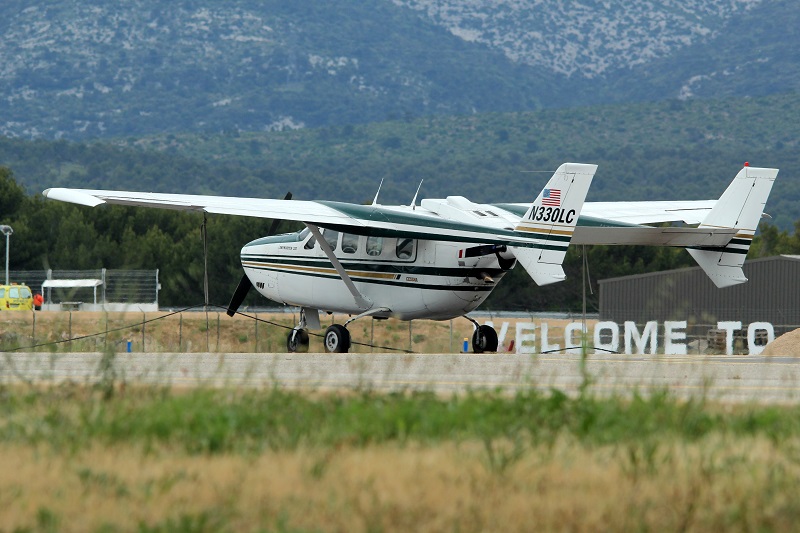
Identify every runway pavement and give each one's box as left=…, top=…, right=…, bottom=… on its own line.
left=3, top=351, right=800, bottom=403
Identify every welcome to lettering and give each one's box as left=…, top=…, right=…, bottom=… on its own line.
left=484, top=320, right=775, bottom=355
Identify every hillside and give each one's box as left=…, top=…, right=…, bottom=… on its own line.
left=2, top=0, right=799, bottom=139
left=0, top=0, right=557, bottom=139
left=4, top=92, right=799, bottom=230
left=118, top=92, right=800, bottom=229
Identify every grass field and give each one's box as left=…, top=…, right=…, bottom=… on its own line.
left=1, top=385, right=800, bottom=532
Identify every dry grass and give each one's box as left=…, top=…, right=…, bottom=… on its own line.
left=1, top=436, right=798, bottom=532
left=0, top=310, right=593, bottom=354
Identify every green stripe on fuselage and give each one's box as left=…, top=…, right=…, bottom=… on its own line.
left=242, top=257, right=499, bottom=292
left=241, top=254, right=507, bottom=278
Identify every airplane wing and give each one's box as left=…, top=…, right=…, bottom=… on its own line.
left=42, top=187, right=541, bottom=248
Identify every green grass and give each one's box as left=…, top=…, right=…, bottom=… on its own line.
left=2, top=384, right=798, bottom=455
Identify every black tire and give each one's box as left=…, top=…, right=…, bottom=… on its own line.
left=287, top=328, right=310, bottom=353
left=472, top=325, right=499, bottom=353
left=324, top=324, right=351, bottom=353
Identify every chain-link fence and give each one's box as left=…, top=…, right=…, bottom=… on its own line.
left=9, top=269, right=159, bottom=311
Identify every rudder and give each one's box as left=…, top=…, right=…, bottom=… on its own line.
left=511, top=162, right=597, bottom=285
left=688, top=164, right=778, bottom=288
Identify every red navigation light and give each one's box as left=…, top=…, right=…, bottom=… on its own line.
left=744, top=162, right=749, bottom=166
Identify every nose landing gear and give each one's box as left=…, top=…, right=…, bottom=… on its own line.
left=287, top=327, right=310, bottom=352
left=286, top=307, right=318, bottom=353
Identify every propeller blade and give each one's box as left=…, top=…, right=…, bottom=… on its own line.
left=267, top=191, right=292, bottom=236
left=228, top=192, right=292, bottom=317
left=226, top=274, right=253, bottom=317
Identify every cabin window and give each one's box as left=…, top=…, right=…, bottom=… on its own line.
left=341, top=233, right=359, bottom=254
left=303, top=232, right=316, bottom=250
left=366, top=236, right=384, bottom=257
left=20, top=286, right=31, bottom=298
left=0, top=288, right=4, bottom=298
left=297, top=228, right=310, bottom=241
left=323, top=229, right=339, bottom=251
left=396, top=238, right=415, bottom=260
left=9, top=287, right=19, bottom=298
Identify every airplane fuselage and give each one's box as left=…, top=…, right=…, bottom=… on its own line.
left=241, top=228, right=509, bottom=320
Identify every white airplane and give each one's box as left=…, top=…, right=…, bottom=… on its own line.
left=43, top=162, right=777, bottom=353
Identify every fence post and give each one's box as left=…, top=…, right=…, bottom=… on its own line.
left=179, top=313, right=183, bottom=352
left=31, top=312, right=36, bottom=348
left=450, top=319, right=453, bottom=353
left=255, top=312, right=258, bottom=353
left=216, top=313, right=220, bottom=352
left=68, top=311, right=72, bottom=352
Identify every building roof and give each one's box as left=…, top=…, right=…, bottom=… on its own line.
left=42, top=279, right=103, bottom=288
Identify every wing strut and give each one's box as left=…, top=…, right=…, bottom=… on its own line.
left=305, top=224, right=372, bottom=310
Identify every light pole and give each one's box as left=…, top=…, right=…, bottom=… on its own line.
left=0, top=225, right=12, bottom=286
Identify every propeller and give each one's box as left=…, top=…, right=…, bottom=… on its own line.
left=226, top=191, right=292, bottom=317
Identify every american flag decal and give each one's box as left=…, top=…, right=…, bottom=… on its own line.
left=542, top=188, right=561, bottom=206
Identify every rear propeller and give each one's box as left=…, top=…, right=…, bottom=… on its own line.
left=226, top=191, right=292, bottom=317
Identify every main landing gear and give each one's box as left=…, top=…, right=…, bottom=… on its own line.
left=286, top=307, right=390, bottom=354
left=323, top=324, right=351, bottom=353
left=287, top=323, right=351, bottom=353
left=465, top=317, right=499, bottom=353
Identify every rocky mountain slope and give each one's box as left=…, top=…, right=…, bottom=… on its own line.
left=0, top=0, right=796, bottom=139
left=393, top=0, right=761, bottom=77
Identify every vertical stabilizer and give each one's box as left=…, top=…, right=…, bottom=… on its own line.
left=688, top=165, right=778, bottom=288
left=510, top=163, right=596, bottom=285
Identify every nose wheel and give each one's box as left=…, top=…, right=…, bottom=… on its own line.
left=324, top=324, right=351, bottom=353
left=287, top=327, right=310, bottom=353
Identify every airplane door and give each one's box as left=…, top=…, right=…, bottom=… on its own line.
left=422, top=240, right=435, bottom=265
left=423, top=242, right=464, bottom=315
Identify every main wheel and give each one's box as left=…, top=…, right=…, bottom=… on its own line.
left=287, top=328, right=310, bottom=353
left=472, top=325, right=499, bottom=353
left=324, top=324, right=351, bottom=353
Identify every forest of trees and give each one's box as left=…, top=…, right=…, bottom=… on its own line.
left=3, top=166, right=799, bottom=312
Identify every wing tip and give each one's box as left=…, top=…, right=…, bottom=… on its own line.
left=43, top=188, right=106, bottom=207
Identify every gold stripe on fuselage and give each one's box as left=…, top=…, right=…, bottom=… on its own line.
left=514, top=224, right=574, bottom=236
left=242, top=261, right=399, bottom=280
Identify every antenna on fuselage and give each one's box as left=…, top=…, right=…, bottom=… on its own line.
left=410, top=179, right=423, bottom=210
left=372, top=178, right=384, bottom=206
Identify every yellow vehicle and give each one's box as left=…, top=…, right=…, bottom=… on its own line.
left=0, top=283, right=34, bottom=311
